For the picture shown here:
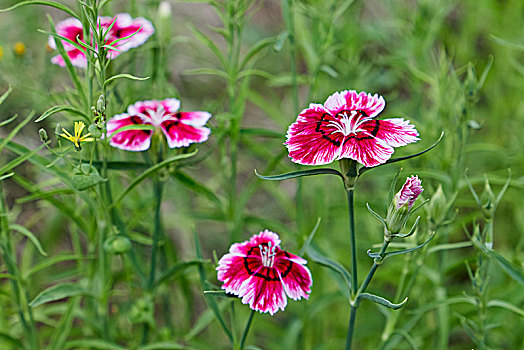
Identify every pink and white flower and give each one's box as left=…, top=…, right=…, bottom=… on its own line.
left=49, top=14, right=154, bottom=68
left=107, top=99, right=211, bottom=151
left=285, top=90, right=420, bottom=167
left=217, top=230, right=312, bottom=315
left=394, top=175, right=423, bottom=210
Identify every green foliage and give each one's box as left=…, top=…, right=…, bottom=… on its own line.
left=0, top=0, right=522, bottom=349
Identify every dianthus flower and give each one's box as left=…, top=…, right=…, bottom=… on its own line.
left=106, top=99, right=211, bottom=151
left=285, top=90, right=419, bottom=167
left=217, top=230, right=312, bottom=315
left=49, top=14, right=154, bottom=68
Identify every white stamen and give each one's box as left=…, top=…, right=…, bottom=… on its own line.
left=259, top=242, right=277, bottom=267
left=328, top=110, right=366, bottom=136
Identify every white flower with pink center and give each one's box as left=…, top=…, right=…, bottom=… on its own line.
left=216, top=230, right=312, bottom=315
left=285, top=90, right=420, bottom=167
left=106, top=99, right=211, bottom=151
left=49, top=14, right=155, bottom=68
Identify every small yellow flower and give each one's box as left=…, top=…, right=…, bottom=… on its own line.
left=60, top=121, right=94, bottom=151
left=0, top=46, right=3, bottom=59
left=14, top=42, right=26, bottom=56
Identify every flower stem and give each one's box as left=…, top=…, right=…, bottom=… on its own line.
left=345, top=188, right=358, bottom=350
left=347, top=189, right=358, bottom=295
left=240, top=310, right=256, bottom=350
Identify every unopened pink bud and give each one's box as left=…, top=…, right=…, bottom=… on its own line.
left=395, top=175, right=423, bottom=210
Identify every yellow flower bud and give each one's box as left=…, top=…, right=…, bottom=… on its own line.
left=14, top=42, right=26, bottom=56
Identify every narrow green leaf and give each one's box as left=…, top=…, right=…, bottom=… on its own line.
left=273, top=31, right=289, bottom=52
left=239, top=128, right=284, bottom=138
left=48, top=298, right=80, bottom=350
left=136, top=341, right=187, bottom=350
left=487, top=299, right=524, bottom=317
left=10, top=224, right=47, bottom=256
left=0, top=173, right=14, bottom=181
left=0, top=115, right=18, bottom=127
left=255, top=168, right=344, bottom=181
left=29, top=283, right=93, bottom=307
left=488, top=250, right=524, bottom=287
left=172, top=170, right=222, bottom=207
left=382, top=233, right=435, bottom=260
left=428, top=241, right=472, bottom=254
left=359, top=132, right=444, bottom=175
left=358, top=293, right=408, bottom=310
left=0, top=1, right=79, bottom=18
left=155, top=259, right=208, bottom=288
left=0, top=111, right=34, bottom=153
left=64, top=339, right=125, bottom=350
left=0, top=85, right=12, bottom=106
left=306, top=245, right=351, bottom=293
left=16, top=188, right=75, bottom=204
left=78, top=159, right=149, bottom=170
left=189, top=25, right=228, bottom=70
left=104, top=73, right=149, bottom=87
left=194, top=230, right=233, bottom=342
left=185, top=68, right=228, bottom=79
left=0, top=142, right=47, bottom=176
left=240, top=37, right=276, bottom=70
left=24, top=254, right=89, bottom=279
left=112, top=150, right=197, bottom=208
left=109, top=124, right=155, bottom=139
left=299, top=217, right=322, bottom=256
left=388, top=168, right=403, bottom=202
left=366, top=203, right=386, bottom=226
left=35, top=105, right=87, bottom=123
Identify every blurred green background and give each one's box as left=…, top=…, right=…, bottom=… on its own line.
left=0, top=0, right=522, bottom=349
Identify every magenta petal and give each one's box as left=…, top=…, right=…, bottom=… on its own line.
left=217, top=254, right=260, bottom=295
left=340, top=135, right=394, bottom=167
left=160, top=120, right=210, bottom=148
left=101, top=13, right=155, bottom=59
left=373, top=118, right=420, bottom=147
left=106, top=113, right=153, bottom=151
left=51, top=49, right=87, bottom=68
left=343, top=90, right=385, bottom=118
left=276, top=254, right=312, bottom=301
left=49, top=17, right=84, bottom=51
left=240, top=273, right=287, bottom=315
left=248, top=229, right=281, bottom=247
left=176, top=111, right=212, bottom=126
left=285, top=104, right=344, bottom=165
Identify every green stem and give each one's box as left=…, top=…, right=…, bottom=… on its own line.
left=345, top=188, right=358, bottom=350
left=357, top=240, right=390, bottom=296
left=240, top=310, right=256, bottom=350
left=347, top=189, right=358, bottom=294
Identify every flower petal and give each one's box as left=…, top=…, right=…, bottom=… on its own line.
left=217, top=254, right=261, bottom=295
left=49, top=17, right=84, bottom=51
left=248, top=229, right=281, bottom=247
left=101, top=13, right=155, bottom=59
left=239, top=271, right=287, bottom=315
left=340, top=131, right=394, bottom=167
left=369, top=118, right=420, bottom=147
left=106, top=113, right=153, bottom=151
left=285, top=104, right=345, bottom=165
left=175, top=111, right=212, bottom=126
left=342, top=90, right=386, bottom=118
left=275, top=252, right=312, bottom=301
left=51, top=49, right=87, bottom=68
left=160, top=120, right=210, bottom=148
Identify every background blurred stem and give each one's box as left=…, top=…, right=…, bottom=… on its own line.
left=0, top=184, right=38, bottom=349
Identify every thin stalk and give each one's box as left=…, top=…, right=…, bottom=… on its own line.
left=357, top=240, right=390, bottom=295
left=347, top=189, right=358, bottom=294
left=345, top=188, right=358, bottom=350
left=240, top=310, right=256, bottom=350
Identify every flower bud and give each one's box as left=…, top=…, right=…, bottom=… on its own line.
left=157, top=1, right=173, bottom=46
left=97, top=95, right=105, bottom=113
left=88, top=124, right=102, bottom=138
left=480, top=177, right=496, bottom=220
left=55, top=123, right=62, bottom=135
left=14, top=42, right=26, bottom=56
left=427, top=184, right=447, bottom=226
left=386, top=175, right=423, bottom=236
left=38, top=128, right=48, bottom=143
